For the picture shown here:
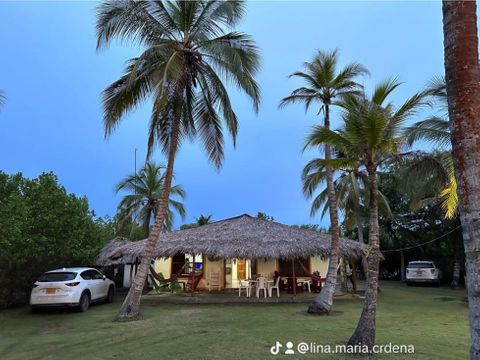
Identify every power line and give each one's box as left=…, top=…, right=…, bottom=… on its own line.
left=381, top=224, right=462, bottom=253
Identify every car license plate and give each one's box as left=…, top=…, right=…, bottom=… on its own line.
left=46, top=288, right=56, bottom=294
left=416, top=271, right=422, bottom=275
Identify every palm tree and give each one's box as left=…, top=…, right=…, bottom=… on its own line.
left=280, top=49, right=368, bottom=314
left=305, top=79, right=428, bottom=349
left=179, top=213, right=212, bottom=229
left=255, top=211, right=274, bottom=221
left=96, top=0, right=260, bottom=319
left=196, top=214, right=212, bottom=226
left=115, top=161, right=186, bottom=236
left=303, top=167, right=392, bottom=244
left=404, top=77, right=464, bottom=288
left=403, top=151, right=457, bottom=219
left=405, top=76, right=458, bottom=218
left=442, top=2, right=480, bottom=355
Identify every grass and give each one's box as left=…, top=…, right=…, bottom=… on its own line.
left=0, top=281, right=469, bottom=360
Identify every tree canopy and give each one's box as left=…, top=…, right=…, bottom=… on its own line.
left=0, top=172, right=114, bottom=308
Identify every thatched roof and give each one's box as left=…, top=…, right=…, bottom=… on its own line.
left=98, top=214, right=369, bottom=265
left=96, top=237, right=136, bottom=266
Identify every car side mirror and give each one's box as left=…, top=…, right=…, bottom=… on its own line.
left=102, top=275, right=106, bottom=281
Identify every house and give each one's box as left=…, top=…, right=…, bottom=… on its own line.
left=97, top=214, right=368, bottom=290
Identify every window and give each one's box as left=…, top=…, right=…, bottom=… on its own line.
left=91, top=270, right=104, bottom=280
left=81, top=270, right=103, bottom=280
left=37, top=272, right=77, bottom=282
left=80, top=270, right=93, bottom=280
left=407, top=262, right=434, bottom=269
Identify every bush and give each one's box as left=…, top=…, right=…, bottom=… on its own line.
left=0, top=172, right=115, bottom=308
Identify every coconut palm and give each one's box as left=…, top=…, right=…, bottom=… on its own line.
left=115, top=162, right=186, bottom=236
left=96, top=0, right=260, bottom=319
left=196, top=214, right=212, bottom=226
left=305, top=78, right=428, bottom=349
left=280, top=49, right=368, bottom=314
left=255, top=211, right=274, bottom=221
left=402, top=151, right=457, bottom=219
left=442, top=2, right=480, bottom=355
left=303, top=166, right=392, bottom=244
left=179, top=214, right=212, bottom=230
left=405, top=76, right=458, bottom=219
left=404, top=77, right=463, bottom=287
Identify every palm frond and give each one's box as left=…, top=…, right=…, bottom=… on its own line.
left=404, top=117, right=451, bottom=148
left=98, top=0, right=259, bottom=165
left=371, top=77, right=401, bottom=106
left=96, top=1, right=176, bottom=50
left=195, top=83, right=225, bottom=168
left=303, top=125, right=351, bottom=152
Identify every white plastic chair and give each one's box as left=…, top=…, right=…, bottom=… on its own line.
left=238, top=279, right=249, bottom=297
left=305, top=279, right=312, bottom=293
left=256, top=276, right=267, bottom=298
left=268, top=276, right=281, bottom=297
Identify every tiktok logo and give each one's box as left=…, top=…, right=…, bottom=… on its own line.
left=270, top=341, right=283, bottom=355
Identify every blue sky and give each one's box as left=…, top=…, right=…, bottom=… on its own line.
left=0, top=1, right=445, bottom=228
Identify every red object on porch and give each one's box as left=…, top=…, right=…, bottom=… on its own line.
left=298, top=262, right=326, bottom=293
left=186, top=271, right=203, bottom=292
left=149, top=263, right=187, bottom=283
left=286, top=277, right=303, bottom=294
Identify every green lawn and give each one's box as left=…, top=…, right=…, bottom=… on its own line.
left=0, top=282, right=469, bottom=360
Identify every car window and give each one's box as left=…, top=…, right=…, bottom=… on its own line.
left=407, top=262, right=434, bottom=269
left=80, top=270, right=98, bottom=280
left=37, top=272, right=77, bottom=282
left=92, top=270, right=104, bottom=280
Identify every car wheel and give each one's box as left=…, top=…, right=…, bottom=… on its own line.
left=106, top=286, right=114, bottom=303
left=79, top=292, right=90, bottom=312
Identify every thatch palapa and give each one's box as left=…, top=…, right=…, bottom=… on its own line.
left=98, top=214, right=369, bottom=265
left=96, top=236, right=135, bottom=266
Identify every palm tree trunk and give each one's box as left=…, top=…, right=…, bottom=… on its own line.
left=347, top=163, right=381, bottom=350
left=117, top=115, right=181, bottom=320
left=356, top=211, right=364, bottom=244
left=356, top=210, right=369, bottom=279
left=443, top=1, right=480, bottom=357
left=143, top=206, right=152, bottom=237
left=451, top=256, right=461, bottom=288
left=400, top=250, right=406, bottom=282
left=308, top=104, right=341, bottom=314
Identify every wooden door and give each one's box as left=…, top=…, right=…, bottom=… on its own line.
left=237, top=259, right=246, bottom=280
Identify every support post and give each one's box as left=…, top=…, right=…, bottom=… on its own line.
left=292, top=258, right=296, bottom=296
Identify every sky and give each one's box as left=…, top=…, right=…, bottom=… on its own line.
left=0, top=1, right=446, bottom=229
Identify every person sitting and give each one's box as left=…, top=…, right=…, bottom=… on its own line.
left=311, top=270, right=322, bottom=293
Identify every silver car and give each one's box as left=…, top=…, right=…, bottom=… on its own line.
left=406, top=261, right=441, bottom=286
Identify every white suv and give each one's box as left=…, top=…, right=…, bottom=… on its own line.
left=406, top=261, right=441, bottom=286
left=30, top=267, right=115, bottom=312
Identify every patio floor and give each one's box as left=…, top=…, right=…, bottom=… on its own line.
left=142, top=287, right=364, bottom=305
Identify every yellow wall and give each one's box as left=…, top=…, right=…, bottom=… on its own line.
left=310, top=256, right=329, bottom=277
left=256, top=259, right=277, bottom=278
left=154, top=257, right=172, bottom=278
left=152, top=255, right=330, bottom=290
left=205, top=258, right=224, bottom=289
